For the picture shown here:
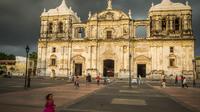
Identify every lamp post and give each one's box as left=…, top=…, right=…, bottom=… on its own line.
left=25, top=45, right=30, bottom=88
left=192, top=59, right=196, bottom=87
left=128, top=19, right=132, bottom=88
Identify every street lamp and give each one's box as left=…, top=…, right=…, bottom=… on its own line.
left=24, top=45, right=30, bottom=88
left=129, top=54, right=132, bottom=88
left=192, top=59, right=196, bottom=87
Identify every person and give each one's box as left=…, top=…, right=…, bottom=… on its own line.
left=43, top=93, right=56, bottom=112
left=181, top=75, right=184, bottom=88
left=161, top=76, right=166, bottom=88
left=103, top=76, right=107, bottom=85
left=96, top=75, right=101, bottom=86
left=86, top=73, right=91, bottom=86
left=175, top=75, right=178, bottom=85
left=183, top=77, right=188, bottom=88
left=74, top=75, right=80, bottom=88
left=137, top=75, right=142, bottom=86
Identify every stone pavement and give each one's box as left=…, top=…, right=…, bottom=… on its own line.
left=0, top=83, right=104, bottom=112
left=153, top=86, right=200, bottom=112
left=60, top=82, right=196, bottom=112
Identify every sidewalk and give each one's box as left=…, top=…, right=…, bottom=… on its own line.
left=0, top=83, right=104, bottom=112
left=153, top=86, right=200, bottom=112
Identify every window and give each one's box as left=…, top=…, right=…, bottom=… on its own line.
left=175, top=18, right=180, bottom=31
left=170, top=47, right=174, bottom=53
left=78, top=27, right=85, bottom=38
left=169, top=59, right=175, bottom=67
left=136, top=26, right=147, bottom=38
left=58, top=22, right=64, bottom=33
left=51, top=59, right=56, bottom=66
left=48, top=23, right=53, bottom=34
left=52, top=47, right=56, bottom=53
left=107, top=31, right=112, bottom=39
left=162, top=18, right=166, bottom=31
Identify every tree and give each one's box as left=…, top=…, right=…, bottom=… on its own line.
left=29, top=52, right=37, bottom=61
left=196, top=56, right=200, bottom=60
left=0, top=52, right=15, bottom=60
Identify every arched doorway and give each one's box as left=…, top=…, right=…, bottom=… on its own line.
left=103, top=59, right=114, bottom=77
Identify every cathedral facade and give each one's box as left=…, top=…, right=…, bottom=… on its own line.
left=37, top=0, right=195, bottom=79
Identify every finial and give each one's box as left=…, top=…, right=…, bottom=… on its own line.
left=43, top=8, right=46, bottom=12
left=152, top=2, right=154, bottom=7
left=88, top=11, right=92, bottom=19
left=162, top=0, right=171, bottom=3
left=62, top=0, right=66, bottom=5
left=107, top=0, right=112, bottom=10
left=128, top=9, right=132, bottom=19
left=69, top=7, right=72, bottom=10
left=186, top=1, right=189, bottom=6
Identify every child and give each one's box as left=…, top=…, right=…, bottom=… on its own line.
left=96, top=75, right=101, bottom=86
left=43, top=94, right=56, bottom=112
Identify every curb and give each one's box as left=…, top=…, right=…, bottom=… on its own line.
left=147, top=83, right=200, bottom=112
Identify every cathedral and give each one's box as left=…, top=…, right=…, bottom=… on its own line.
left=37, top=0, right=195, bottom=79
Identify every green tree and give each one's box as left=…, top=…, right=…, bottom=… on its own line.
left=196, top=56, right=200, bottom=60
left=0, top=52, right=15, bottom=60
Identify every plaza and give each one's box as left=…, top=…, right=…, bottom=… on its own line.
left=0, top=77, right=199, bottom=112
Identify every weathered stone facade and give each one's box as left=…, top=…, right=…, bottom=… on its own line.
left=37, top=0, right=195, bottom=79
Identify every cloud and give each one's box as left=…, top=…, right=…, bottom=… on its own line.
left=0, top=0, right=199, bottom=56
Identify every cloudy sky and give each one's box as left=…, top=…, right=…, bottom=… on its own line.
left=0, top=0, right=199, bottom=56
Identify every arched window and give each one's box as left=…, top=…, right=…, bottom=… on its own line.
left=107, top=31, right=112, bottom=39
left=58, top=22, right=64, bottom=33
left=48, top=22, right=53, bottom=34
left=162, top=18, right=166, bottom=31
left=175, top=18, right=180, bottom=31
left=50, top=55, right=57, bottom=66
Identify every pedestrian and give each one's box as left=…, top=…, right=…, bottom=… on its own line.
left=183, top=77, right=188, bottom=88
left=161, top=76, right=166, bottom=88
left=75, top=75, right=80, bottom=88
left=181, top=75, right=184, bottom=88
left=43, top=93, right=56, bottom=112
left=103, top=76, right=107, bottom=85
left=175, top=75, right=178, bottom=85
left=96, top=75, right=101, bottom=86
left=86, top=73, right=91, bottom=86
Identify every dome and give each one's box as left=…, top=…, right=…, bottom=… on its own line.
left=150, top=0, right=191, bottom=12
left=41, top=0, right=80, bottom=21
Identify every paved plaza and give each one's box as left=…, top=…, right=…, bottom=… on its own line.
left=0, top=78, right=199, bottom=112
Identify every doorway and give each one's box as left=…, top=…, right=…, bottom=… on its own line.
left=137, top=64, right=146, bottom=77
left=103, top=59, right=114, bottom=77
left=75, top=63, right=82, bottom=76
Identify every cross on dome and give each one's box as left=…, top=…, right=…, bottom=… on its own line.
left=58, top=0, right=68, bottom=10
left=107, top=0, right=112, bottom=10
left=161, top=0, right=172, bottom=3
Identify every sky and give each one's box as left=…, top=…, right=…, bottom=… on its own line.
left=0, top=0, right=199, bottom=56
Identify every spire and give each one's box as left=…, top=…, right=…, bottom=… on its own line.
left=107, top=0, right=112, bottom=10
left=43, top=8, right=46, bottom=12
left=88, top=11, right=92, bottom=19
left=62, top=0, right=66, bottom=5
left=161, top=0, right=171, bottom=3
left=186, top=1, right=189, bottom=6
left=152, top=2, right=154, bottom=7
left=58, top=0, right=68, bottom=9
left=128, top=9, right=132, bottom=19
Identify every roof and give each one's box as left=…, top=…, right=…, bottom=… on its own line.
left=150, top=0, right=191, bottom=12
left=41, top=0, right=80, bottom=21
